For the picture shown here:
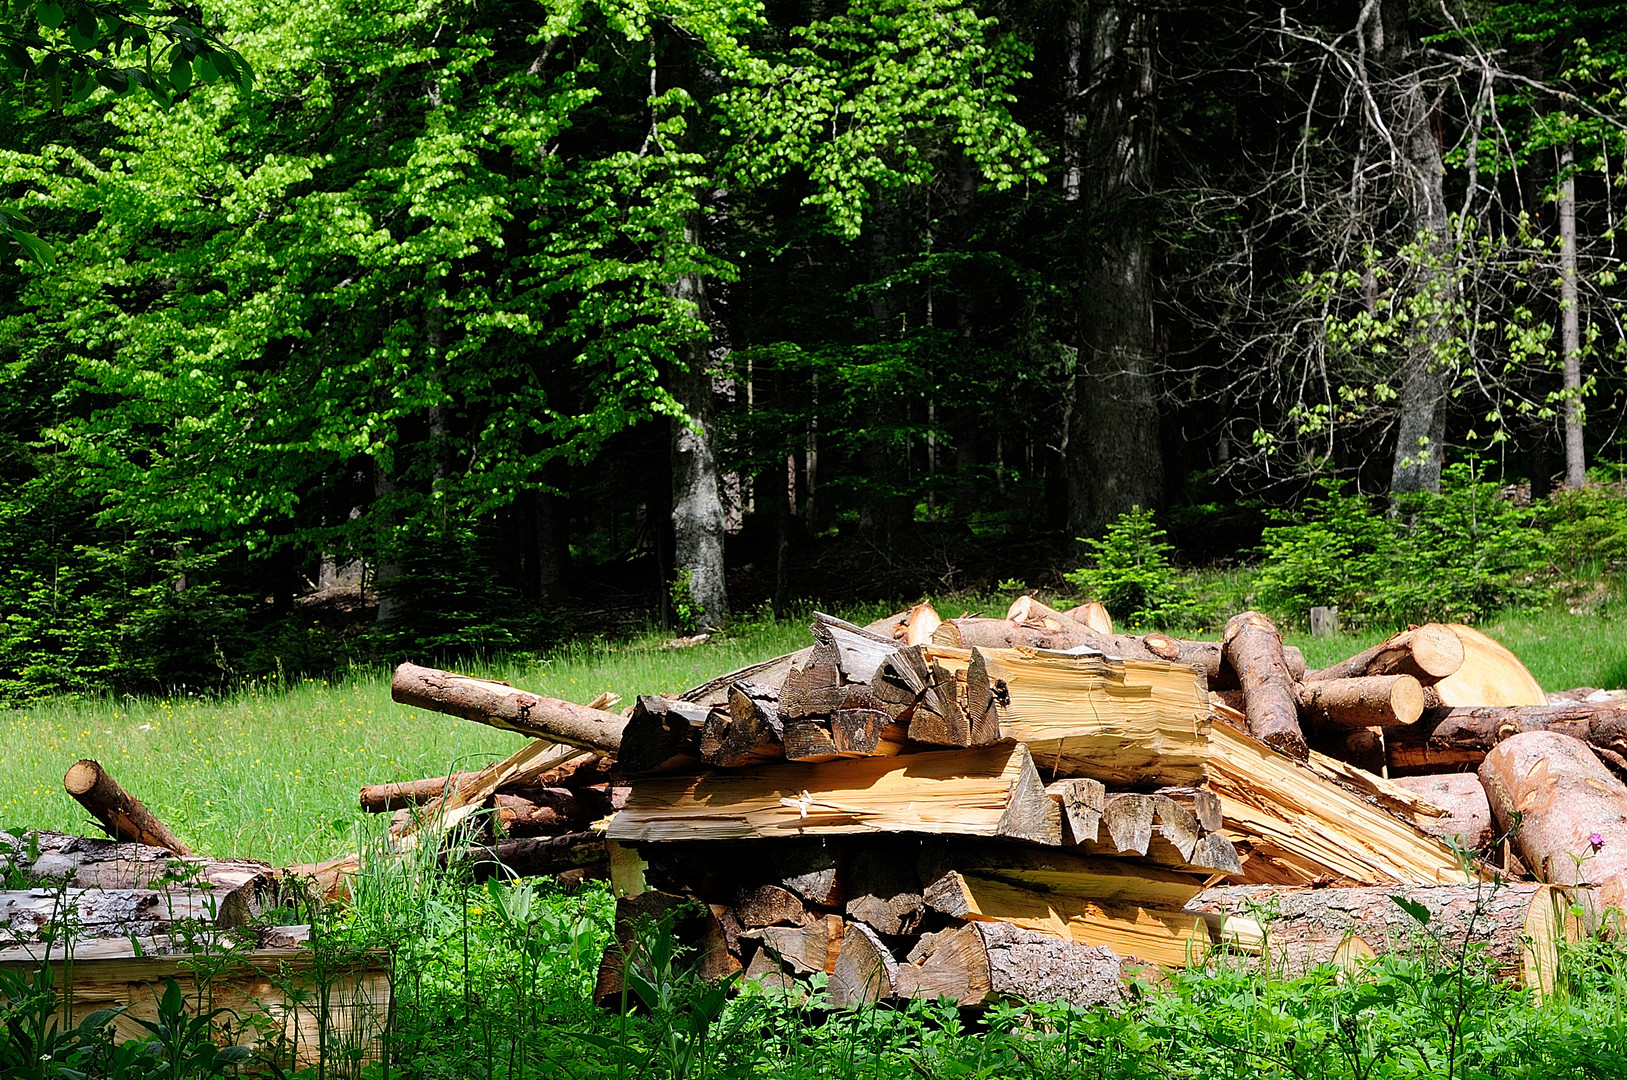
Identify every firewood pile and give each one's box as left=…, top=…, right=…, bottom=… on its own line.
left=386, top=597, right=1627, bottom=1008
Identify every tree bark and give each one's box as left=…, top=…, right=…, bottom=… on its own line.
left=1480, top=731, right=1627, bottom=911
left=1375, top=0, right=1451, bottom=495
left=1559, top=138, right=1585, bottom=488
left=63, top=761, right=189, bottom=855
left=668, top=211, right=728, bottom=631
left=1305, top=624, right=1464, bottom=685
left=1389, top=773, right=1493, bottom=849
left=391, top=662, right=626, bottom=754
left=1222, top=612, right=1308, bottom=759
left=1067, top=0, right=1163, bottom=541
left=1337, top=702, right=1627, bottom=774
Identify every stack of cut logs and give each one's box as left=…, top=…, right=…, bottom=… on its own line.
left=381, top=598, right=1627, bottom=1008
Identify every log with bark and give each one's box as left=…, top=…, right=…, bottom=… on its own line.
left=1305, top=624, right=1465, bottom=685
left=1389, top=774, right=1493, bottom=849
left=390, top=738, right=584, bottom=849
left=1325, top=701, right=1627, bottom=775
left=892, top=921, right=1128, bottom=1008
left=1183, top=882, right=1577, bottom=986
left=455, top=831, right=609, bottom=881
left=359, top=751, right=609, bottom=813
left=392, top=663, right=628, bottom=753
left=63, top=761, right=189, bottom=855
left=1222, top=611, right=1307, bottom=759
left=1480, top=731, right=1627, bottom=912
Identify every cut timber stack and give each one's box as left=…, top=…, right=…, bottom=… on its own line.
left=393, top=599, right=1609, bottom=1009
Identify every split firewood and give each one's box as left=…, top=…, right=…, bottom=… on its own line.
left=457, top=831, right=608, bottom=882
left=593, top=891, right=739, bottom=1009
left=733, top=884, right=811, bottom=928
left=1222, top=611, right=1307, bottom=760
left=1203, top=723, right=1473, bottom=886
left=699, top=682, right=784, bottom=768
left=606, top=742, right=1061, bottom=845
left=617, top=696, right=714, bottom=774
left=894, top=921, right=1127, bottom=1008
left=392, top=663, right=626, bottom=754
left=766, top=842, right=844, bottom=906
left=927, top=646, right=1212, bottom=787
left=1306, top=624, right=1465, bottom=685
left=842, top=844, right=925, bottom=935
left=815, top=613, right=901, bottom=685
left=908, top=660, right=974, bottom=746
left=1006, top=595, right=1105, bottom=642
left=829, top=685, right=907, bottom=756
left=677, top=609, right=916, bottom=708
left=1389, top=774, right=1493, bottom=849
left=828, top=922, right=897, bottom=1006
left=743, top=915, right=845, bottom=977
left=1046, top=778, right=1106, bottom=844
left=1183, top=882, right=1579, bottom=987
left=963, top=648, right=1004, bottom=744
left=1480, top=731, right=1627, bottom=912
left=920, top=870, right=1210, bottom=967
left=63, top=761, right=190, bottom=855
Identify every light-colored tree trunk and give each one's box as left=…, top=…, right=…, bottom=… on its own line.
left=668, top=211, right=728, bottom=631
left=1066, top=1, right=1163, bottom=543
left=1377, top=0, right=1451, bottom=496
left=1559, top=138, right=1585, bottom=488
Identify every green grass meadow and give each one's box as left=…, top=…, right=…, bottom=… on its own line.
left=4, top=599, right=1624, bottom=866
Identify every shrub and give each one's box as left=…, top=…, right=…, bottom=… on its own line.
left=1065, top=506, right=1206, bottom=630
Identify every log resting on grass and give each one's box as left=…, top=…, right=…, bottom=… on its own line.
left=391, top=663, right=627, bottom=754
left=1480, top=731, right=1627, bottom=912
left=63, top=760, right=190, bottom=855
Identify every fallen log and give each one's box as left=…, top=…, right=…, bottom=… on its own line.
left=492, top=786, right=618, bottom=836
left=676, top=609, right=915, bottom=708
left=0, top=888, right=232, bottom=940
left=1223, top=611, right=1308, bottom=759
left=1184, top=881, right=1576, bottom=986
left=391, top=738, right=583, bottom=848
left=391, top=663, right=627, bottom=754
left=1059, top=602, right=1113, bottom=635
left=1305, top=624, right=1465, bottom=685
left=605, top=742, right=1061, bottom=845
left=1480, top=731, right=1627, bottom=911
left=359, top=751, right=607, bottom=813
left=3, top=831, right=265, bottom=894
left=1296, top=674, right=1425, bottom=729
left=1328, top=702, right=1627, bottom=774
left=1431, top=624, right=1546, bottom=707
left=456, top=831, right=608, bottom=881
left=1389, top=774, right=1493, bottom=849
left=63, top=761, right=189, bottom=855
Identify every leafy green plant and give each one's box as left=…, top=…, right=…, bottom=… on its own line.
left=668, top=571, right=702, bottom=634
left=1065, top=506, right=1206, bottom=630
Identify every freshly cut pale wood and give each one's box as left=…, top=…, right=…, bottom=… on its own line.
left=1431, top=625, right=1545, bottom=707
left=606, top=742, right=1061, bottom=845
left=1006, top=596, right=1103, bottom=641
left=1205, top=723, right=1474, bottom=886
left=63, top=761, right=189, bottom=855
left=925, top=646, right=1212, bottom=787
left=1297, top=675, right=1425, bottom=728
left=1060, top=602, right=1114, bottom=635
left=391, top=738, right=581, bottom=849
left=828, top=922, right=896, bottom=1006
left=922, top=871, right=1209, bottom=968
left=1223, top=611, right=1307, bottom=759
left=392, top=663, right=626, bottom=753
left=1307, top=624, right=1466, bottom=685
left=895, top=921, right=1126, bottom=1008
left=1390, top=774, right=1493, bottom=849
left=1185, top=882, right=1579, bottom=989
left=1481, top=731, right=1627, bottom=911
left=916, top=839, right=1208, bottom=911
left=0, top=940, right=390, bottom=1067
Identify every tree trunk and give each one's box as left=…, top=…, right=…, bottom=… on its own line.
left=1559, top=138, right=1585, bottom=488
left=1377, top=0, right=1451, bottom=495
left=1067, top=0, right=1163, bottom=543
left=668, top=211, right=728, bottom=631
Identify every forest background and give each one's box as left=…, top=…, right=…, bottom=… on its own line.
left=3, top=0, right=1626, bottom=703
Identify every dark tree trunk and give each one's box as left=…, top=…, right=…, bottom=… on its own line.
left=1377, top=0, right=1450, bottom=496
left=1066, top=1, right=1163, bottom=544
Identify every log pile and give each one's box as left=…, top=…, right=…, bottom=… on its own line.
left=386, top=598, right=1627, bottom=1006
